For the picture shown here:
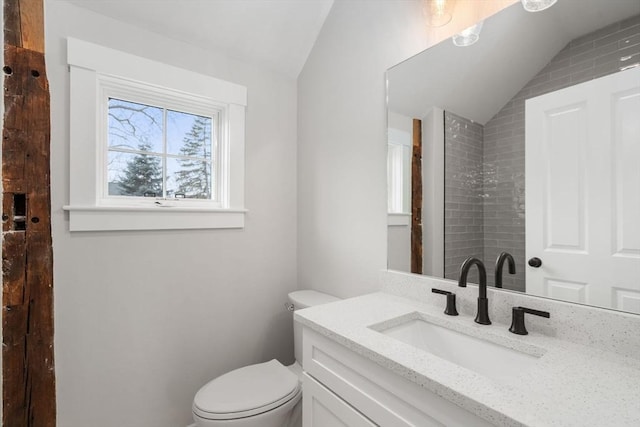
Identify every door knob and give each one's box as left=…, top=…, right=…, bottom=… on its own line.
left=528, top=257, right=542, bottom=268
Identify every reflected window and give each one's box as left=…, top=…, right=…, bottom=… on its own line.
left=387, top=128, right=411, bottom=214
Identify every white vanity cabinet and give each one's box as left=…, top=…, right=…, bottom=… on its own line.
left=302, top=327, right=494, bottom=427
left=303, top=372, right=377, bottom=426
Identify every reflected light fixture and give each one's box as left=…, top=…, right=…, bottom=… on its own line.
left=424, top=0, right=456, bottom=27
left=452, top=21, right=484, bottom=47
left=521, top=0, right=558, bottom=12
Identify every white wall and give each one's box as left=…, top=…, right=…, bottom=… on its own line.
left=297, top=0, right=423, bottom=298
left=387, top=111, right=412, bottom=272
left=422, top=107, right=445, bottom=277
left=46, top=2, right=297, bottom=426
left=387, top=224, right=411, bottom=272
left=297, top=0, right=516, bottom=298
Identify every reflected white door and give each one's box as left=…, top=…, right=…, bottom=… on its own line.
left=526, top=67, right=640, bottom=313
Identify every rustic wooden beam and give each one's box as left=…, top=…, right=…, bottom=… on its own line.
left=411, top=118, right=423, bottom=274
left=3, top=0, right=56, bottom=425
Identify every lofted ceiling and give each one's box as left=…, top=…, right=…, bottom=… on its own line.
left=388, top=0, right=640, bottom=124
left=63, top=0, right=335, bottom=78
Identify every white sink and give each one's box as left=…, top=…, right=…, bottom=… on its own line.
left=375, top=317, right=542, bottom=382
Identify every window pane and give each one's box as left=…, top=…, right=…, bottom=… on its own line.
left=166, top=157, right=212, bottom=199
left=166, top=110, right=212, bottom=160
left=108, top=98, right=163, bottom=153
left=108, top=150, right=163, bottom=197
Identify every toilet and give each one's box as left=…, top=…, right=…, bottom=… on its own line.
left=192, top=290, right=339, bottom=427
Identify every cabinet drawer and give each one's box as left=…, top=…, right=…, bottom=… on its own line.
left=303, top=372, right=376, bottom=427
left=303, top=328, right=494, bottom=427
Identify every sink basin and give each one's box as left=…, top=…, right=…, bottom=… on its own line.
left=374, top=317, right=542, bottom=382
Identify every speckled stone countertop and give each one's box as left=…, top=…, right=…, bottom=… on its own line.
left=295, top=292, right=640, bottom=427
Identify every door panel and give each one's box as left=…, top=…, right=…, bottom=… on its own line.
left=542, top=102, right=587, bottom=252
left=612, top=87, right=640, bottom=257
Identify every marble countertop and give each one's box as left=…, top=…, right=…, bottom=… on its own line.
left=295, top=292, right=640, bottom=427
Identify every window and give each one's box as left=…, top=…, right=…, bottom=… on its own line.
left=65, top=38, right=247, bottom=231
left=387, top=140, right=410, bottom=213
left=387, top=127, right=412, bottom=226
left=102, top=93, right=219, bottom=206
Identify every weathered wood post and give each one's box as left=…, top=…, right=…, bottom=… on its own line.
left=2, top=0, right=56, bottom=425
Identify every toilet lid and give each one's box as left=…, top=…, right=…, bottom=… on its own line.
left=193, top=359, right=300, bottom=420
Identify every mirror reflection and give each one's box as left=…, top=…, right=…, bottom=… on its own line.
left=387, top=0, right=640, bottom=314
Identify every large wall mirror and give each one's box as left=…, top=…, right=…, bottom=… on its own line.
left=387, top=0, right=640, bottom=314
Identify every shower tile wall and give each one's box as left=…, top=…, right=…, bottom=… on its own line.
left=444, top=111, right=484, bottom=284
left=482, top=13, right=640, bottom=292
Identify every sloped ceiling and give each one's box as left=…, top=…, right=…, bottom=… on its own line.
left=63, top=0, right=335, bottom=78
left=388, top=0, right=640, bottom=124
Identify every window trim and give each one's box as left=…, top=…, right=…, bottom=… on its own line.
left=64, top=38, right=247, bottom=231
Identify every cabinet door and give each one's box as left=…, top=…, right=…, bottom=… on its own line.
left=303, top=373, right=376, bottom=427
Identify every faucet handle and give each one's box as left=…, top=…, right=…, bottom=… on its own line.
left=431, top=288, right=459, bottom=316
left=509, top=306, right=550, bottom=335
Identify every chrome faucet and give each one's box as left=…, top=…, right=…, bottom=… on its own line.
left=458, top=257, right=491, bottom=325
left=495, top=252, right=516, bottom=288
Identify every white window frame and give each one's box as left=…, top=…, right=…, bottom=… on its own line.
left=387, top=127, right=412, bottom=226
left=99, top=79, right=223, bottom=207
left=64, top=38, right=247, bottom=231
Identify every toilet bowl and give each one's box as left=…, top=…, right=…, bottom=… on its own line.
left=192, top=290, right=339, bottom=427
left=193, top=359, right=302, bottom=427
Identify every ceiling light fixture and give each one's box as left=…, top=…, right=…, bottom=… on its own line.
left=424, top=0, right=456, bottom=27
left=521, top=0, right=558, bottom=12
left=452, top=21, right=483, bottom=47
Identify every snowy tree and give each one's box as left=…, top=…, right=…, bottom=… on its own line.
left=117, top=142, right=163, bottom=197
left=174, top=116, right=212, bottom=198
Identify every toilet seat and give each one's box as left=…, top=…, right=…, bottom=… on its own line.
left=193, top=359, right=301, bottom=421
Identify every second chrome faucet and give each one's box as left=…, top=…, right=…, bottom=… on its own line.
left=458, top=257, right=491, bottom=325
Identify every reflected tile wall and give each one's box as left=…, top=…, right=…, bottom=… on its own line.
left=444, top=111, right=484, bottom=284
left=482, top=13, right=640, bottom=292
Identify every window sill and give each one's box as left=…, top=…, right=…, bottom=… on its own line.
left=388, top=213, right=411, bottom=227
left=63, top=205, right=247, bottom=231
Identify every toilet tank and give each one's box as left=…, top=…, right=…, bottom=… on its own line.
left=288, top=290, right=340, bottom=364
